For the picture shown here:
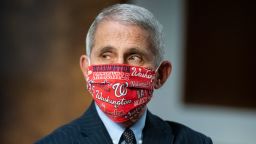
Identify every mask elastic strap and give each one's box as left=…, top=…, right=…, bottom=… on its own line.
left=155, top=61, right=164, bottom=73
left=87, top=56, right=91, bottom=66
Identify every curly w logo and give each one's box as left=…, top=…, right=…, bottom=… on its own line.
left=112, top=82, right=128, bottom=97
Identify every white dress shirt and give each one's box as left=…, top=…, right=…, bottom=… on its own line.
left=95, top=104, right=147, bottom=144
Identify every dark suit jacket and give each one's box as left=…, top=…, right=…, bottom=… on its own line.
left=36, top=102, right=212, bottom=144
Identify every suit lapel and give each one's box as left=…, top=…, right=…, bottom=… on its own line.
left=78, top=102, right=113, bottom=144
left=142, top=111, right=174, bottom=144
left=76, top=102, right=174, bottom=144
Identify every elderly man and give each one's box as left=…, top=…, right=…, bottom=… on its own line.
left=37, top=4, right=212, bottom=144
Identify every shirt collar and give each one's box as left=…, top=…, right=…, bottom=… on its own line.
left=95, top=104, right=147, bottom=144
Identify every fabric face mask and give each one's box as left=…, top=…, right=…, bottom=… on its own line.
left=86, top=64, right=156, bottom=123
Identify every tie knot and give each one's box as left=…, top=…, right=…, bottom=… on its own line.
left=120, top=128, right=136, bottom=144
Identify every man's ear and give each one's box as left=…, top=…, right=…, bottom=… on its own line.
left=154, top=61, right=172, bottom=89
left=80, top=55, right=90, bottom=80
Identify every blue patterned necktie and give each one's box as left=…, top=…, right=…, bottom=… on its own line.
left=119, top=128, right=136, bottom=144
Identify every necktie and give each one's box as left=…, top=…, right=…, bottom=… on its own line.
left=119, top=128, right=136, bottom=144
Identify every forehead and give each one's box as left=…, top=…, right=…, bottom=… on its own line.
left=93, top=20, right=152, bottom=51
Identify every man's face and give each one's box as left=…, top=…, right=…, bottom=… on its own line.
left=80, top=20, right=172, bottom=126
left=89, top=21, right=156, bottom=69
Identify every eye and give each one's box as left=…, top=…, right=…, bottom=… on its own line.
left=127, top=54, right=142, bottom=64
left=101, top=52, right=112, bottom=60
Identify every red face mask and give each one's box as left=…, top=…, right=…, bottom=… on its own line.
left=86, top=64, right=156, bottom=123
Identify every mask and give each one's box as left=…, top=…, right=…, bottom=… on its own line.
left=86, top=64, right=156, bottom=123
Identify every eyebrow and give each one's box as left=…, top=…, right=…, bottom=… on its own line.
left=125, top=47, right=148, bottom=56
left=99, top=46, right=115, bottom=54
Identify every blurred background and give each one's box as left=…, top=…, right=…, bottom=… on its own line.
left=1, top=0, right=255, bottom=144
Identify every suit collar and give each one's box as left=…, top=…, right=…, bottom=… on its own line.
left=78, top=102, right=174, bottom=144
left=79, top=101, right=113, bottom=144
left=142, top=111, right=174, bottom=144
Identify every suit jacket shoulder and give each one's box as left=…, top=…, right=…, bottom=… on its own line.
left=144, top=111, right=212, bottom=144
left=166, top=120, right=212, bottom=144
left=35, top=102, right=112, bottom=144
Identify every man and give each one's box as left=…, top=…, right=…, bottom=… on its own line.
left=36, top=4, right=212, bottom=144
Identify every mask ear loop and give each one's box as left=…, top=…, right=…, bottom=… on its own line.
left=153, top=61, right=164, bottom=87
left=85, top=56, right=91, bottom=82
left=155, top=60, right=165, bottom=74
left=87, top=56, right=91, bottom=66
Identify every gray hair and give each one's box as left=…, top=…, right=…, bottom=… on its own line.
left=85, top=4, right=164, bottom=66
